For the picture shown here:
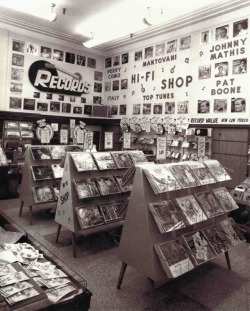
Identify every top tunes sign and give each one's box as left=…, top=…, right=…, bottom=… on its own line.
left=29, top=60, right=91, bottom=96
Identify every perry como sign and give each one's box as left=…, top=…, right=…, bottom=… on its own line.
left=28, top=60, right=91, bottom=96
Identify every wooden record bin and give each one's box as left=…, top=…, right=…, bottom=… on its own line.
left=54, top=151, right=131, bottom=257
left=117, top=163, right=244, bottom=289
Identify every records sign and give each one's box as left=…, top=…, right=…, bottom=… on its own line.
left=104, top=132, right=113, bottom=149
left=156, top=137, right=166, bottom=160
left=123, top=132, right=131, bottom=149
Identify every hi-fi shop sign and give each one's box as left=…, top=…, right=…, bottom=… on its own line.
left=28, top=60, right=91, bottom=96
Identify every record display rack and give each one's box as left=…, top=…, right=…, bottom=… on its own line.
left=54, top=151, right=134, bottom=257
left=18, top=145, right=77, bottom=225
left=117, top=162, right=244, bottom=290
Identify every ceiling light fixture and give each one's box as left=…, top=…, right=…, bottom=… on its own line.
left=49, top=3, right=57, bottom=22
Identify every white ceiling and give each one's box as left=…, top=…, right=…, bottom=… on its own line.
left=0, top=0, right=249, bottom=51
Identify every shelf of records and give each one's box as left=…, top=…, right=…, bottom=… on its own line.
left=3, top=120, right=34, bottom=139
left=117, top=159, right=243, bottom=288
left=126, top=128, right=212, bottom=163
left=0, top=217, right=91, bottom=310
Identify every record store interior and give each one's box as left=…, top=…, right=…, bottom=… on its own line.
left=0, top=0, right=250, bottom=310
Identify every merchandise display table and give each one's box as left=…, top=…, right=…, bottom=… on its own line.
left=0, top=212, right=92, bottom=311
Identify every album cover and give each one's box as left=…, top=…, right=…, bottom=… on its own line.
left=95, top=176, right=121, bottom=195
left=148, top=200, right=185, bottom=233
left=31, top=165, right=53, bottom=181
left=175, top=195, right=207, bottom=224
left=114, top=176, right=133, bottom=192
left=32, top=186, right=56, bottom=204
left=111, top=152, right=133, bottom=168
left=154, top=238, right=194, bottom=278
left=98, top=202, right=123, bottom=222
left=202, top=224, right=232, bottom=254
left=73, top=178, right=100, bottom=199
left=128, top=150, right=148, bottom=164
left=194, top=191, right=225, bottom=218
left=75, top=205, right=104, bottom=229
left=204, top=159, right=231, bottom=182
left=50, top=145, right=66, bottom=159
left=31, top=147, right=51, bottom=161
left=218, top=218, right=243, bottom=247
left=182, top=230, right=216, bottom=265
left=71, top=153, right=98, bottom=172
left=92, top=152, right=117, bottom=170
left=212, top=187, right=239, bottom=212
left=51, top=164, right=64, bottom=179
left=169, top=163, right=200, bottom=188
left=115, top=198, right=129, bottom=219
left=143, top=165, right=180, bottom=194
left=188, top=162, right=216, bottom=185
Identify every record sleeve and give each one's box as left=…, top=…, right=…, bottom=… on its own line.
left=95, top=176, right=121, bottom=195
left=71, top=152, right=98, bottom=172
left=111, top=152, right=133, bottom=168
left=218, top=218, right=243, bottom=247
left=175, top=195, right=207, bottom=224
left=202, top=224, right=232, bottom=254
left=212, top=187, right=239, bottom=212
left=114, top=176, right=133, bottom=192
left=204, top=159, right=231, bottom=182
left=194, top=191, right=224, bottom=218
left=182, top=230, right=216, bottom=265
left=98, top=202, right=123, bottom=222
left=154, top=238, right=194, bottom=278
left=143, top=164, right=180, bottom=194
left=30, top=146, right=51, bottom=160
left=92, top=152, right=117, bottom=170
left=51, top=164, right=64, bottom=179
left=148, top=200, right=185, bottom=233
left=31, top=165, right=53, bottom=181
left=168, top=163, right=200, bottom=189
left=188, top=161, right=216, bottom=185
left=75, top=205, right=104, bottom=229
left=32, top=185, right=56, bottom=204
left=73, top=178, right=100, bottom=199
left=128, top=150, right=148, bottom=164
left=49, top=145, right=66, bottom=159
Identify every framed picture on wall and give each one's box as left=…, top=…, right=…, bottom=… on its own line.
left=94, top=71, right=103, bottom=81
left=23, top=98, right=35, bottom=110
left=33, top=92, right=40, bottom=99
left=9, top=97, right=22, bottom=109
left=105, top=57, right=112, bottom=68
left=93, top=96, right=102, bottom=105
left=62, top=103, right=71, bottom=113
left=111, top=105, right=118, bottom=116
left=10, top=82, right=22, bottom=94
left=41, top=46, right=51, bottom=58
left=231, top=98, right=246, bottom=113
left=50, top=101, right=60, bottom=112
left=200, top=30, right=211, bottom=45
left=122, top=53, right=129, bottom=64
left=53, top=49, right=64, bottom=61
left=11, top=68, right=24, bottom=81
left=233, top=19, right=248, bottom=37
left=26, top=42, right=38, bottom=55
left=198, top=65, right=211, bottom=79
left=77, top=55, right=86, bottom=66
left=133, top=104, right=141, bottom=115
left=119, top=105, right=127, bottom=115
left=153, top=104, right=163, bottom=114
left=134, top=50, right=142, bottom=61
left=84, top=105, right=92, bottom=115
left=37, top=101, right=48, bottom=112
left=155, top=43, right=165, bottom=56
left=143, top=103, right=151, bottom=115
left=215, top=25, right=229, bottom=41
left=87, top=57, right=96, bottom=68
left=105, top=82, right=111, bottom=91
left=165, top=102, right=175, bottom=114
left=121, top=79, right=128, bottom=90
left=81, top=97, right=86, bottom=103
left=198, top=100, right=210, bottom=113
left=12, top=39, right=25, bottom=53
left=73, top=106, right=83, bottom=114
left=177, top=101, right=188, bottom=113
left=12, top=54, right=24, bottom=67
left=94, top=82, right=103, bottom=92
left=179, top=36, right=191, bottom=50
left=232, top=58, right=247, bottom=74
left=145, top=46, right=153, bottom=59
left=65, top=52, right=76, bottom=64
left=46, top=93, right=52, bottom=100
left=166, top=40, right=177, bottom=53
left=214, top=62, right=228, bottom=77
left=112, top=80, right=119, bottom=91
left=214, top=99, right=227, bottom=113
left=113, top=56, right=120, bottom=66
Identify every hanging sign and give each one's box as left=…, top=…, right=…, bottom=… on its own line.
left=156, top=137, right=167, bottom=160
left=60, top=129, right=68, bottom=144
left=84, top=132, right=94, bottom=150
left=123, top=132, right=131, bottom=149
left=36, top=119, right=54, bottom=142
left=104, top=132, right=113, bottom=149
